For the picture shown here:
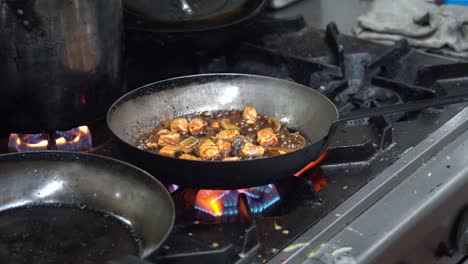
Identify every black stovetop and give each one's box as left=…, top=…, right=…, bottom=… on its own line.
left=85, top=17, right=468, bottom=264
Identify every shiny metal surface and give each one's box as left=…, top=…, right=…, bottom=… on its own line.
left=0, top=0, right=124, bottom=133
left=109, top=73, right=338, bottom=146
left=0, top=151, right=175, bottom=258
left=107, top=73, right=339, bottom=189
left=268, top=0, right=303, bottom=9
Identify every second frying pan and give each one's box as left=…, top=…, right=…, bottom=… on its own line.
left=123, top=0, right=266, bottom=50
left=0, top=152, right=174, bottom=263
left=107, top=74, right=468, bottom=189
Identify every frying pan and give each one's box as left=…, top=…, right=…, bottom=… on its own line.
left=123, top=0, right=266, bottom=50
left=107, top=73, right=468, bottom=189
left=0, top=151, right=174, bottom=263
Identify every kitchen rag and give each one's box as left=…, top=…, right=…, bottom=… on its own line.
left=353, top=0, right=468, bottom=58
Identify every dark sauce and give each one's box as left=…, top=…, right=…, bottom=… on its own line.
left=136, top=109, right=307, bottom=159
left=0, top=205, right=143, bottom=264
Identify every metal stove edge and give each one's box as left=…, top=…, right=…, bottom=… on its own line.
left=268, top=106, right=468, bottom=264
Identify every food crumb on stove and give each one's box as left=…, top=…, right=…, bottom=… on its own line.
left=428, top=172, right=432, bottom=177
left=388, top=142, right=397, bottom=150
left=283, top=243, right=306, bottom=252
left=372, top=143, right=378, bottom=147
left=211, top=242, right=219, bottom=248
left=446, top=155, right=451, bottom=160
left=331, top=247, right=352, bottom=257
left=193, top=220, right=200, bottom=224
left=282, top=230, right=289, bottom=235
left=335, top=213, right=342, bottom=217
left=238, top=253, right=245, bottom=258
left=271, top=248, right=279, bottom=254
left=163, top=245, right=170, bottom=250
left=188, top=232, right=192, bottom=236
left=343, top=185, right=348, bottom=190
left=307, top=243, right=325, bottom=258
left=274, top=221, right=282, bottom=230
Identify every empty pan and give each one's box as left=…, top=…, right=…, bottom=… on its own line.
left=107, top=73, right=468, bottom=189
left=0, top=151, right=175, bottom=263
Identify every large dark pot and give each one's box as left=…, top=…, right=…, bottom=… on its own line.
left=0, top=0, right=124, bottom=134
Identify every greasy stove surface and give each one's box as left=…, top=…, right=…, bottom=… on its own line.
left=94, top=20, right=468, bottom=263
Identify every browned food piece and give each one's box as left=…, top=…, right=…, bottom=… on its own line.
left=145, top=140, right=158, bottom=149
left=170, top=118, right=188, bottom=134
left=216, top=129, right=240, bottom=142
left=179, top=154, right=200, bottom=160
left=159, top=145, right=181, bottom=157
left=199, top=139, right=215, bottom=149
left=240, top=143, right=265, bottom=158
left=223, top=157, right=241, bottom=161
left=257, top=128, right=279, bottom=147
left=216, top=140, right=232, bottom=156
left=158, top=132, right=181, bottom=146
left=220, top=119, right=240, bottom=130
left=242, top=107, right=257, bottom=124
left=157, top=129, right=170, bottom=135
left=189, top=118, right=207, bottom=135
left=199, top=139, right=220, bottom=160
left=211, top=121, right=220, bottom=130
left=180, top=136, right=199, bottom=153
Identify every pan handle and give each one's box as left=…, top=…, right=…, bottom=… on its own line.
left=337, top=92, right=468, bottom=122
left=318, top=91, right=468, bottom=155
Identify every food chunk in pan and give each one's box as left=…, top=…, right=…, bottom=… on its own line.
left=189, top=118, right=207, bottom=135
left=199, top=140, right=221, bottom=160
left=242, top=106, right=257, bottom=124
left=170, top=118, right=188, bottom=134
left=179, top=154, right=200, bottom=160
left=257, top=128, right=278, bottom=147
left=240, top=143, right=265, bottom=158
left=158, top=132, right=181, bottom=146
left=216, top=129, right=240, bottom=142
left=159, top=145, right=181, bottom=157
left=180, top=136, right=199, bottom=153
left=216, top=140, right=232, bottom=156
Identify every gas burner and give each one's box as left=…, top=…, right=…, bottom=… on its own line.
left=2, top=121, right=111, bottom=154
left=8, top=126, right=92, bottom=152
left=194, top=184, right=280, bottom=218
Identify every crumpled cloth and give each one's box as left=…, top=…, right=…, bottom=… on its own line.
left=353, top=0, right=468, bottom=58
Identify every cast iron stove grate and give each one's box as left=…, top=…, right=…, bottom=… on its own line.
left=103, top=20, right=468, bottom=264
